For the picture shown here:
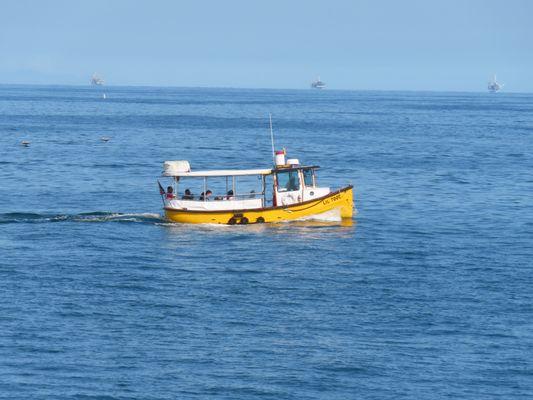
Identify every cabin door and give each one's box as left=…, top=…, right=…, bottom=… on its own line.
left=274, top=170, right=302, bottom=206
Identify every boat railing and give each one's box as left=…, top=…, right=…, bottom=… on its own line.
left=175, top=191, right=264, bottom=202
left=166, top=196, right=264, bottom=211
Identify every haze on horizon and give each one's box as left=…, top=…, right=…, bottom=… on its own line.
left=1, top=0, right=532, bottom=92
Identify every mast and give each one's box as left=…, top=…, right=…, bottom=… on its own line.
left=269, top=113, right=275, bottom=165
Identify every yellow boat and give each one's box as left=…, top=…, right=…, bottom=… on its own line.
left=159, top=150, right=354, bottom=225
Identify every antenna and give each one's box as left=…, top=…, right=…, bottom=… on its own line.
left=269, top=113, right=275, bottom=164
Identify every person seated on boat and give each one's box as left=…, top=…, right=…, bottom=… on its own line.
left=199, top=190, right=213, bottom=201
left=165, top=186, right=176, bottom=199
left=225, top=190, right=234, bottom=200
left=287, top=175, right=298, bottom=191
left=182, top=188, right=194, bottom=200
left=249, top=190, right=256, bottom=199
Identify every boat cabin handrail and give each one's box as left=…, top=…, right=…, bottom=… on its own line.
left=175, top=192, right=264, bottom=201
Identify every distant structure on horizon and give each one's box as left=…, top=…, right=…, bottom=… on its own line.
left=488, top=74, right=503, bottom=93
left=311, top=76, right=326, bottom=89
left=91, top=73, right=104, bottom=86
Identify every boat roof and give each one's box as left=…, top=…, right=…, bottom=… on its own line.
left=166, top=165, right=320, bottom=178
left=276, top=165, right=319, bottom=171
left=170, top=168, right=273, bottom=177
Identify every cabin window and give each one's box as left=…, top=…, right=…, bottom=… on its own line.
left=276, top=170, right=300, bottom=192
left=303, top=169, right=314, bottom=187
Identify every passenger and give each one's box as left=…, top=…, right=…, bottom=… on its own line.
left=287, top=175, right=298, bottom=191
left=165, top=186, right=176, bottom=199
left=182, top=188, right=194, bottom=200
left=199, top=190, right=212, bottom=201
left=249, top=190, right=256, bottom=199
left=226, top=190, right=234, bottom=200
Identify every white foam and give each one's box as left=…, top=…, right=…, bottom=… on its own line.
left=74, top=212, right=163, bottom=223
left=295, top=208, right=342, bottom=222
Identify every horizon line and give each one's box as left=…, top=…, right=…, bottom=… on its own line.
left=0, top=82, right=527, bottom=95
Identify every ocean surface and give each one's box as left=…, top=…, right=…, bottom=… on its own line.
left=0, top=85, right=532, bottom=399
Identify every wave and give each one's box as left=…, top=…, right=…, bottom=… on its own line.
left=0, top=212, right=163, bottom=224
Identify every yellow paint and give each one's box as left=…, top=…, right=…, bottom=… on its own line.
left=164, top=186, right=354, bottom=224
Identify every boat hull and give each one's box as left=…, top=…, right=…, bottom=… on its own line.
left=164, top=186, right=354, bottom=224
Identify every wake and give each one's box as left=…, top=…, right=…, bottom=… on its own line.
left=0, top=212, right=163, bottom=224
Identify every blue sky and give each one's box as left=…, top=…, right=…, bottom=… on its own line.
left=1, top=0, right=532, bottom=91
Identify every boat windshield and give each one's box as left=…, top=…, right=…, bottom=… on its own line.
left=277, top=170, right=300, bottom=192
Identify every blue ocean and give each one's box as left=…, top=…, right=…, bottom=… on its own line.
left=1, top=85, right=532, bottom=399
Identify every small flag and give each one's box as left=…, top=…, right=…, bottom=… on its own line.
left=157, top=180, right=165, bottom=195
